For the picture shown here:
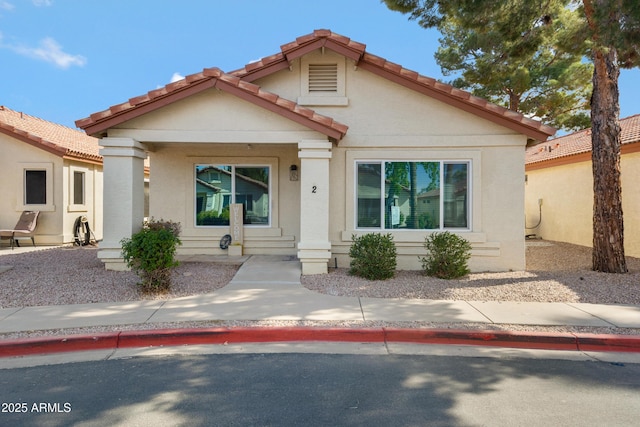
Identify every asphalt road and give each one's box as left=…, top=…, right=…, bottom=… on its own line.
left=1, top=353, right=639, bottom=426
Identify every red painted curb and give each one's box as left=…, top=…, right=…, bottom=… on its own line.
left=383, top=328, right=579, bottom=351
left=1, top=328, right=639, bottom=358
left=117, top=327, right=385, bottom=348
left=576, top=333, right=640, bottom=353
left=0, top=332, right=119, bottom=357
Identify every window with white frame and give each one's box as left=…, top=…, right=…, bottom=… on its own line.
left=356, top=161, right=470, bottom=230
left=18, top=162, right=54, bottom=211
left=195, top=165, right=270, bottom=226
left=73, top=171, right=85, bottom=205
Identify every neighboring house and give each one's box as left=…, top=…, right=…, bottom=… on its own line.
left=525, top=114, right=640, bottom=257
left=0, top=106, right=105, bottom=246
left=77, top=30, right=554, bottom=274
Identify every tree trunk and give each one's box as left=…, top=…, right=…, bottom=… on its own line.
left=590, top=46, right=627, bottom=273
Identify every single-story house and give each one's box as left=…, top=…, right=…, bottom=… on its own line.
left=77, top=29, right=555, bottom=274
left=0, top=106, right=104, bottom=246
left=525, top=114, right=640, bottom=257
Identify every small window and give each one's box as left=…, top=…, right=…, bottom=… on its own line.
left=25, top=170, right=47, bottom=205
left=73, top=171, right=85, bottom=205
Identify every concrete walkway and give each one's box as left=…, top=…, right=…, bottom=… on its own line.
left=1, top=255, right=639, bottom=335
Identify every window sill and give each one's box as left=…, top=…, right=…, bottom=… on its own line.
left=342, top=229, right=483, bottom=243
left=15, top=204, right=55, bottom=212
left=68, top=205, right=88, bottom=213
left=297, top=96, right=348, bottom=106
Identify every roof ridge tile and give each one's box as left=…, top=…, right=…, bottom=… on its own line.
left=237, top=80, right=260, bottom=94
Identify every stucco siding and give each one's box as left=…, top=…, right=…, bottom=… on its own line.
left=525, top=152, right=640, bottom=258
left=62, top=160, right=103, bottom=243
left=112, top=90, right=316, bottom=142
left=257, top=54, right=520, bottom=144
left=149, top=143, right=300, bottom=256
left=91, top=42, right=547, bottom=272
left=0, top=134, right=103, bottom=245
left=0, top=134, right=62, bottom=245
left=253, top=51, right=529, bottom=271
left=328, top=141, right=526, bottom=272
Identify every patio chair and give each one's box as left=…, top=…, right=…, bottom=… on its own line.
left=0, top=211, right=40, bottom=249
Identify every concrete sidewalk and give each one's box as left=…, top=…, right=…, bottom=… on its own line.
left=1, top=255, right=639, bottom=358
left=1, top=255, right=639, bottom=333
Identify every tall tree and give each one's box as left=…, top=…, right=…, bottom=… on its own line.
left=435, top=5, right=592, bottom=130
left=384, top=0, right=640, bottom=273
left=583, top=0, right=638, bottom=272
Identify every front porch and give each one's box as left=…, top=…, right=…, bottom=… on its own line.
left=97, top=137, right=337, bottom=274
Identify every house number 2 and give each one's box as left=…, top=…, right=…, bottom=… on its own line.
left=312, top=185, right=317, bottom=193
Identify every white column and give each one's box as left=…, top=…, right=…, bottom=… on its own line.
left=98, top=137, right=147, bottom=270
left=297, top=140, right=332, bottom=275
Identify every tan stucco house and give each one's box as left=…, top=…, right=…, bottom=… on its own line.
left=0, top=106, right=106, bottom=246
left=525, top=114, right=640, bottom=257
left=77, top=30, right=555, bottom=274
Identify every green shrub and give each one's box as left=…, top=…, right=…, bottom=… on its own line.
left=121, top=218, right=182, bottom=293
left=349, top=233, right=397, bottom=280
left=420, top=231, right=472, bottom=279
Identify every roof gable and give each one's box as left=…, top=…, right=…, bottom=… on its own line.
left=526, top=114, right=640, bottom=167
left=77, top=68, right=347, bottom=141
left=77, top=29, right=555, bottom=142
left=232, top=29, right=556, bottom=141
left=0, top=106, right=101, bottom=163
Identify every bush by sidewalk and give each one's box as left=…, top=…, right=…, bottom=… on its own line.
left=121, top=219, right=182, bottom=293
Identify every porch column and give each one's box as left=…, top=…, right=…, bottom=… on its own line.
left=297, top=140, right=332, bottom=275
left=98, top=137, right=147, bottom=271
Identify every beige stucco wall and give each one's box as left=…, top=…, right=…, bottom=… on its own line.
left=102, top=47, right=534, bottom=271
left=300, top=54, right=527, bottom=271
left=111, top=90, right=325, bottom=257
left=0, top=134, right=103, bottom=246
left=62, top=159, right=104, bottom=243
left=525, top=151, right=640, bottom=258
left=148, top=142, right=301, bottom=255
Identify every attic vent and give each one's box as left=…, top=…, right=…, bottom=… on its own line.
left=308, top=64, right=338, bottom=93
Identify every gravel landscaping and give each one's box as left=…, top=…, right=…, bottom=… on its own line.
left=0, top=246, right=238, bottom=308
left=0, top=240, right=639, bottom=339
left=0, top=240, right=639, bottom=308
left=303, top=240, right=640, bottom=305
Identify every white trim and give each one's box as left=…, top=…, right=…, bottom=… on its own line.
left=348, top=150, right=480, bottom=236
left=192, top=160, right=275, bottom=229
left=297, top=52, right=348, bottom=107
left=67, top=166, right=87, bottom=212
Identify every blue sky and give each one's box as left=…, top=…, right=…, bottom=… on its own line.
left=1, top=0, right=638, bottom=132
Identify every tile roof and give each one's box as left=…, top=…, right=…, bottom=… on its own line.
left=76, top=68, right=348, bottom=141
left=77, top=29, right=555, bottom=142
left=232, top=29, right=556, bottom=142
left=525, top=114, right=640, bottom=166
left=0, top=106, right=101, bottom=163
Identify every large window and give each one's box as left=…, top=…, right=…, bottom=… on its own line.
left=195, top=165, right=270, bottom=226
left=356, top=161, right=469, bottom=230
